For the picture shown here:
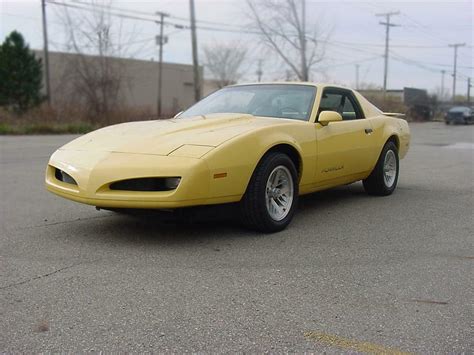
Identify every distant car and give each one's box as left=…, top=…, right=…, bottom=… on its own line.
left=445, top=106, right=473, bottom=125
left=46, top=83, right=410, bottom=232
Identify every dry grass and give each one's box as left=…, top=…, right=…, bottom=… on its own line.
left=364, top=95, right=409, bottom=117
left=0, top=103, right=156, bottom=135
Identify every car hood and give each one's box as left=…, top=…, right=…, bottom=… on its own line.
left=59, top=113, right=275, bottom=156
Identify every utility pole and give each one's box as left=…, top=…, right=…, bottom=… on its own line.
left=448, top=43, right=465, bottom=102
left=256, top=60, right=263, bottom=82
left=355, top=64, right=360, bottom=90
left=41, top=0, right=51, bottom=105
left=440, top=70, right=446, bottom=101
left=300, top=0, right=307, bottom=81
left=156, top=12, right=169, bottom=118
left=376, top=11, right=400, bottom=99
left=468, top=78, right=472, bottom=104
left=189, top=0, right=201, bottom=102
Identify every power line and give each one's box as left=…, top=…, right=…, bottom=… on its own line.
left=38, top=0, right=472, bottom=93
left=389, top=51, right=473, bottom=71
left=399, top=12, right=454, bottom=45
left=71, top=0, right=247, bottom=30
left=46, top=0, right=160, bottom=23
left=389, top=51, right=471, bottom=84
left=330, top=40, right=463, bottom=49
left=46, top=0, right=260, bottom=35
left=42, top=2, right=474, bottom=53
left=320, top=56, right=381, bottom=70
left=390, top=51, right=440, bottom=73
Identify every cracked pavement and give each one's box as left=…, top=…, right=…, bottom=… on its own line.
left=0, top=122, right=473, bottom=352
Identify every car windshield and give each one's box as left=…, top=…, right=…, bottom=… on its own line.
left=449, top=106, right=470, bottom=113
left=179, top=84, right=317, bottom=121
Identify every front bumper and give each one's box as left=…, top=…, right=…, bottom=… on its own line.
left=46, top=149, right=240, bottom=209
left=446, top=114, right=467, bottom=124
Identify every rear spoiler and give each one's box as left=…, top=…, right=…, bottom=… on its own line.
left=383, top=112, right=406, bottom=118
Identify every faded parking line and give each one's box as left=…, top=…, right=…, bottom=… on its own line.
left=304, top=331, right=411, bottom=354
left=444, top=142, right=474, bottom=150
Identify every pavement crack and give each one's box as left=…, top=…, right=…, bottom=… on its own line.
left=410, top=298, right=449, bottom=305
left=14, top=214, right=113, bottom=231
left=0, top=262, right=81, bottom=290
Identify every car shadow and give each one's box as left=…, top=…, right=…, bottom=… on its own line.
left=73, top=182, right=370, bottom=246
left=298, top=182, right=368, bottom=211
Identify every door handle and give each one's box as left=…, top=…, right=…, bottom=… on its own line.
left=365, top=128, right=373, bottom=134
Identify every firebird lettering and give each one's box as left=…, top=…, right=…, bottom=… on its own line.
left=322, top=165, right=344, bottom=173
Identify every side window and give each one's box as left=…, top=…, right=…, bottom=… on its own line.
left=318, top=89, right=364, bottom=121
left=342, top=93, right=364, bottom=120
left=319, top=92, right=344, bottom=114
left=342, top=96, right=357, bottom=120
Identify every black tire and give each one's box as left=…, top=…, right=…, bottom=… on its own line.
left=445, top=120, right=450, bottom=125
left=240, top=152, right=299, bottom=233
left=363, top=141, right=399, bottom=196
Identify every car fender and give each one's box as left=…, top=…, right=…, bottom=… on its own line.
left=369, top=116, right=409, bottom=169
left=203, top=123, right=317, bottom=199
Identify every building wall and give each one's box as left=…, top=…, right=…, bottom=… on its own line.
left=34, top=50, right=201, bottom=116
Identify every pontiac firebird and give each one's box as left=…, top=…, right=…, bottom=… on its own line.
left=46, top=83, right=410, bottom=232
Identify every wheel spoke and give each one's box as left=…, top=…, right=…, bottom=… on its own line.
left=272, top=170, right=280, bottom=186
left=271, top=198, right=281, bottom=214
left=264, top=165, right=294, bottom=221
left=383, top=150, right=397, bottom=188
left=280, top=186, right=290, bottom=195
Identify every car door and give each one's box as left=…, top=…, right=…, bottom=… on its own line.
left=315, top=88, right=376, bottom=184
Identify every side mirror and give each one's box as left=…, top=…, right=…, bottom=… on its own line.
left=173, top=111, right=183, bottom=118
left=318, top=111, right=342, bottom=126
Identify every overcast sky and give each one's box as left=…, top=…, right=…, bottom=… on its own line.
left=1, top=0, right=473, bottom=95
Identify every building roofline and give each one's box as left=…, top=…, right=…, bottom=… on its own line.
left=32, top=49, right=197, bottom=69
left=229, top=81, right=356, bottom=91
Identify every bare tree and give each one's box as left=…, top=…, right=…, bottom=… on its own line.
left=245, top=0, right=329, bottom=81
left=203, top=43, right=247, bottom=88
left=57, top=1, right=134, bottom=119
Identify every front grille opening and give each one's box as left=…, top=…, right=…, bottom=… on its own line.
left=55, top=168, right=77, bottom=185
left=109, top=177, right=181, bottom=192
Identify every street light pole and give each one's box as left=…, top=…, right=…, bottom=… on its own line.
left=189, top=0, right=201, bottom=102
left=448, top=43, right=465, bottom=102
left=440, top=70, right=445, bottom=101
left=376, top=11, right=400, bottom=100
left=355, top=64, right=360, bottom=90
left=468, top=78, right=472, bottom=105
left=156, top=12, right=169, bottom=118
left=41, top=0, right=51, bottom=105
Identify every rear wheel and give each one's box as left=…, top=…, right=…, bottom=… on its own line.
left=240, top=152, right=298, bottom=233
left=363, top=141, right=399, bottom=196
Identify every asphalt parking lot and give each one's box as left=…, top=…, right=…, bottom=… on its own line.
left=1, top=122, right=473, bottom=352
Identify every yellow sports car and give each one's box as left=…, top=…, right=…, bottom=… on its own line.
left=46, top=83, right=410, bottom=232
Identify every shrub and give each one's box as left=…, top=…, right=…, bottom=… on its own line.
left=0, top=31, right=43, bottom=113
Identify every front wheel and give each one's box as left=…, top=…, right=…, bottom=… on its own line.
left=363, top=141, right=399, bottom=196
left=240, top=152, right=298, bottom=233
